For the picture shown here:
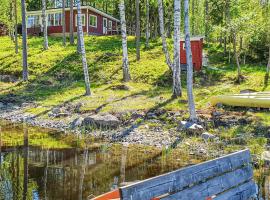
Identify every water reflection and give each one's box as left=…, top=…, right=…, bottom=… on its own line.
left=0, top=121, right=201, bottom=200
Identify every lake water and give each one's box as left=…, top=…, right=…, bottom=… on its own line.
left=0, top=120, right=203, bottom=200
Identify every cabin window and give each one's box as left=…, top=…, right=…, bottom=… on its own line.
left=48, top=13, right=62, bottom=26
left=48, top=14, right=54, bottom=26
left=108, top=20, right=112, bottom=30
left=27, top=15, right=39, bottom=28
left=54, top=13, right=62, bottom=26
left=183, top=42, right=186, bottom=50
left=75, top=14, right=86, bottom=27
left=89, top=15, right=97, bottom=28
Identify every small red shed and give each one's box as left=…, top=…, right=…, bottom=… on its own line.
left=180, top=37, right=204, bottom=71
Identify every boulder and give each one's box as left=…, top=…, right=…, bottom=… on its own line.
left=111, top=84, right=130, bottom=91
left=75, top=103, right=84, bottom=113
left=178, top=121, right=204, bottom=134
left=70, top=117, right=84, bottom=129
left=0, top=102, right=5, bottom=109
left=83, top=114, right=120, bottom=129
left=0, top=75, right=18, bottom=83
left=48, top=107, right=69, bottom=118
left=201, top=132, right=215, bottom=140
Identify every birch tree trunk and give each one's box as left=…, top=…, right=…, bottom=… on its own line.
left=184, top=0, right=197, bottom=122
left=173, top=0, right=182, bottom=98
left=9, top=1, right=15, bottom=42
left=14, top=0, right=19, bottom=54
left=77, top=0, right=91, bottom=96
left=119, top=0, right=131, bottom=82
left=77, top=13, right=81, bottom=54
left=145, top=0, right=150, bottom=48
left=62, top=0, right=66, bottom=46
left=204, top=0, right=209, bottom=45
left=191, top=0, right=195, bottom=36
left=21, top=0, right=28, bottom=81
left=233, top=32, right=241, bottom=83
left=136, top=0, right=141, bottom=61
left=69, top=0, right=74, bottom=45
left=42, top=0, right=49, bottom=50
left=158, top=0, right=173, bottom=70
left=267, top=45, right=270, bottom=76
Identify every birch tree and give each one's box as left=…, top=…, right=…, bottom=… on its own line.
left=77, top=0, right=91, bottom=96
left=69, top=0, right=74, bottom=45
left=267, top=46, right=270, bottom=78
left=184, top=0, right=197, bottom=121
left=145, top=0, right=150, bottom=48
left=158, top=0, right=173, bottom=70
left=233, top=32, right=241, bottom=83
left=136, top=0, right=140, bottom=61
left=62, top=0, right=66, bottom=46
left=173, top=0, right=182, bottom=97
left=119, top=0, right=131, bottom=82
left=21, top=0, right=28, bottom=81
left=14, top=0, right=18, bottom=54
left=42, top=0, right=49, bottom=50
left=77, top=13, right=81, bottom=54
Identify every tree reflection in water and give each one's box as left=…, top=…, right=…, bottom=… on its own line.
left=0, top=121, right=201, bottom=199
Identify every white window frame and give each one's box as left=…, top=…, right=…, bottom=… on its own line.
left=103, top=17, right=107, bottom=34
left=54, top=13, right=62, bottom=26
left=89, top=14, right=97, bottom=28
left=47, top=13, right=62, bottom=26
left=108, top=20, right=112, bottom=30
left=75, top=14, right=86, bottom=27
left=27, top=15, right=40, bottom=28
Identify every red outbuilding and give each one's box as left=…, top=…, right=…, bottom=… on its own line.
left=26, top=2, right=120, bottom=36
left=180, top=37, right=204, bottom=71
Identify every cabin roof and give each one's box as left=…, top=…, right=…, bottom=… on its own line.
left=26, top=5, right=120, bottom=22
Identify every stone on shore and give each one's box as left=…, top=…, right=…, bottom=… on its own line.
left=178, top=121, right=204, bottom=134
left=0, top=102, right=4, bottom=109
left=201, top=132, right=215, bottom=140
left=83, top=114, right=120, bottom=129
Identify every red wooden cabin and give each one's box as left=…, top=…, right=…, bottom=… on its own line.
left=26, top=3, right=120, bottom=36
left=180, top=37, right=204, bottom=71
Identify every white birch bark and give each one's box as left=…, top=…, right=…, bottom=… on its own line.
left=158, top=0, right=173, bottom=70
left=42, top=0, right=49, bottom=50
left=233, top=32, right=241, bottom=82
left=184, top=0, right=197, bottom=121
left=173, top=0, right=182, bottom=97
left=136, top=0, right=140, bottom=61
left=69, top=0, right=74, bottom=45
left=267, top=46, right=270, bottom=76
left=77, top=0, right=91, bottom=96
left=119, top=0, right=131, bottom=82
left=21, top=0, right=28, bottom=81
left=145, top=0, right=150, bottom=48
left=14, top=0, right=19, bottom=54
left=62, top=0, right=66, bottom=46
left=77, top=13, right=81, bottom=54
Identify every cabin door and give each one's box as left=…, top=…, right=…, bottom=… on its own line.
left=103, top=18, right=108, bottom=35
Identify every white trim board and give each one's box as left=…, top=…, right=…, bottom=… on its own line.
left=26, top=6, right=120, bottom=22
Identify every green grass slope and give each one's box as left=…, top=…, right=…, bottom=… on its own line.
left=0, top=36, right=269, bottom=116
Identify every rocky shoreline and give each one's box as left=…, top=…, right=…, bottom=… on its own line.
left=0, top=102, right=182, bottom=148
left=1, top=100, right=268, bottom=161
